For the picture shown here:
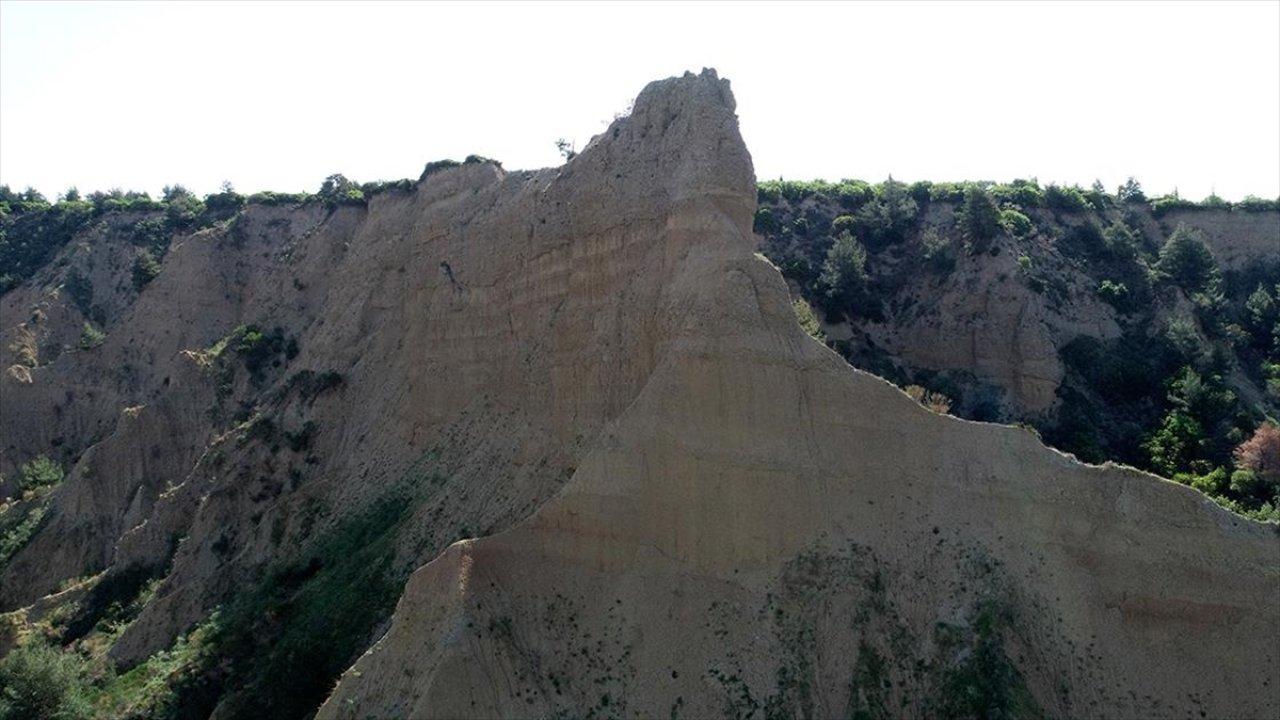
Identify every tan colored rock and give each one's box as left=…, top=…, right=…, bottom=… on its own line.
left=319, top=72, right=1278, bottom=720
left=0, top=69, right=1275, bottom=719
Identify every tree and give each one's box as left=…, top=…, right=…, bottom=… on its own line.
left=162, top=184, right=193, bottom=202
left=1235, top=423, right=1280, bottom=485
left=818, top=231, right=868, bottom=309
left=17, top=456, right=63, bottom=493
left=1156, top=224, right=1217, bottom=292
left=1145, top=409, right=1206, bottom=477
left=1101, top=221, right=1139, bottom=260
left=555, top=138, right=576, bottom=161
left=318, top=174, right=364, bottom=207
left=60, top=187, right=81, bottom=202
left=861, top=177, right=918, bottom=247
left=0, top=641, right=92, bottom=720
left=1117, top=176, right=1146, bottom=203
left=1245, top=285, right=1277, bottom=345
left=956, top=185, right=1000, bottom=249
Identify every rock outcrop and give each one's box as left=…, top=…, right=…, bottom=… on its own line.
left=316, top=72, right=1278, bottom=719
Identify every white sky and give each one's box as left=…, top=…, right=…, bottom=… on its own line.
left=2, top=0, right=1278, bottom=201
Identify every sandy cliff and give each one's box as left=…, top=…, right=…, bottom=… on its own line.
left=1, top=70, right=1276, bottom=719
left=317, top=72, right=1279, bottom=719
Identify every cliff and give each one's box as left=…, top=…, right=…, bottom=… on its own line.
left=1, top=71, right=1276, bottom=719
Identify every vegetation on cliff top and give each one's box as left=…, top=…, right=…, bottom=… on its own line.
left=757, top=176, right=1280, bottom=520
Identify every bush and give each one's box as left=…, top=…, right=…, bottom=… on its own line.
left=230, top=324, right=289, bottom=378
left=245, top=191, right=312, bottom=207
left=928, top=182, right=968, bottom=204
left=359, top=179, right=414, bottom=198
left=317, top=174, right=365, bottom=208
left=1117, top=177, right=1146, bottom=204
left=990, top=179, right=1043, bottom=208
left=0, top=200, right=96, bottom=293
left=921, top=227, right=955, bottom=273
left=204, top=184, right=246, bottom=214
left=1043, top=184, right=1090, bottom=212
left=792, top=298, right=825, bottom=342
left=18, top=456, right=63, bottom=494
left=1150, top=193, right=1198, bottom=218
left=1059, top=221, right=1107, bottom=259
left=0, top=641, right=92, bottom=720
left=1101, top=221, right=1140, bottom=261
left=818, top=232, right=868, bottom=310
left=998, top=208, right=1032, bottom=237
left=1156, top=224, right=1218, bottom=292
left=1237, top=195, right=1280, bottom=213
left=956, top=185, right=1001, bottom=248
left=163, top=186, right=205, bottom=229
left=1145, top=409, right=1206, bottom=477
left=78, top=322, right=105, bottom=350
left=904, top=385, right=952, bottom=414
left=753, top=207, right=780, bottom=234
left=1097, top=280, right=1129, bottom=309
left=132, top=250, right=161, bottom=290
left=834, top=180, right=875, bottom=211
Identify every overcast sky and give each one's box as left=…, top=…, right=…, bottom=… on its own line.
left=2, top=0, right=1278, bottom=201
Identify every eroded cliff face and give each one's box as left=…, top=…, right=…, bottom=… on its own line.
left=1, top=70, right=1277, bottom=719
left=315, top=73, right=1278, bottom=719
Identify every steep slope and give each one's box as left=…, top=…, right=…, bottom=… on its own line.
left=755, top=179, right=1280, bottom=516
left=319, top=72, right=1279, bottom=719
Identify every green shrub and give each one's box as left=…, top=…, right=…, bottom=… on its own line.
left=1156, top=224, right=1218, bottom=292
left=0, top=641, right=92, bottom=720
left=856, top=178, right=919, bottom=248
left=229, top=324, right=289, bottom=378
left=956, top=185, right=1001, bottom=248
left=792, top=298, right=825, bottom=342
left=990, top=179, right=1043, bottom=208
left=1097, top=280, right=1129, bottom=310
left=928, top=182, right=968, bottom=203
left=419, top=158, right=460, bottom=180
left=18, top=456, right=63, bottom=494
left=1145, top=409, right=1207, bottom=477
left=998, top=208, right=1032, bottom=237
left=0, top=200, right=96, bottom=293
left=359, top=179, right=414, bottom=198
left=1237, top=195, right=1280, bottom=212
left=1101, top=221, right=1140, bottom=260
left=317, top=174, right=365, bottom=208
left=163, top=186, right=205, bottom=229
left=1043, top=184, right=1090, bottom=212
left=245, top=191, right=312, bottom=207
left=921, top=227, right=955, bottom=273
left=1200, top=193, right=1230, bottom=210
left=753, top=207, right=780, bottom=234
left=78, top=322, right=105, bottom=350
left=1058, top=221, right=1107, bottom=259
left=204, top=185, right=246, bottom=214
left=132, top=250, right=161, bottom=290
left=1117, top=177, right=1146, bottom=204
left=834, top=180, right=875, bottom=211
left=1245, top=284, right=1277, bottom=345
left=1150, top=193, right=1198, bottom=218
left=818, top=232, right=868, bottom=309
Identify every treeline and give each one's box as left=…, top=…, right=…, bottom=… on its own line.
left=758, top=176, right=1280, bottom=216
